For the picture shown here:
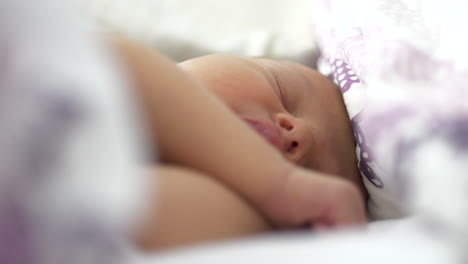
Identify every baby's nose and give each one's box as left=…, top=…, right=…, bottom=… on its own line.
left=276, top=114, right=311, bottom=164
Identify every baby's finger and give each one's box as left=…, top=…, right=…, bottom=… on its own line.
left=327, top=182, right=367, bottom=227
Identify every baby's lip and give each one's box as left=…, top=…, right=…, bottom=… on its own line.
left=243, top=118, right=283, bottom=151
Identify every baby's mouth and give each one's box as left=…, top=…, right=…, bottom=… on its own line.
left=243, top=118, right=283, bottom=151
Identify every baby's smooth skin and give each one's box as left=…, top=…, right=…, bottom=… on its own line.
left=180, top=55, right=363, bottom=191
left=109, top=36, right=366, bottom=251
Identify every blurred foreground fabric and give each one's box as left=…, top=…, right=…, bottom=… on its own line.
left=0, top=1, right=144, bottom=263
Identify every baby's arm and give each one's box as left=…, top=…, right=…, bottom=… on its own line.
left=135, top=166, right=270, bottom=250
left=108, top=35, right=366, bottom=230
left=109, top=34, right=289, bottom=203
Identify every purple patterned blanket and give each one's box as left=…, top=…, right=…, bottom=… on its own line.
left=313, top=0, right=468, bottom=244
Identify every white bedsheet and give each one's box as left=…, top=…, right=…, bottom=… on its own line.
left=130, top=219, right=457, bottom=264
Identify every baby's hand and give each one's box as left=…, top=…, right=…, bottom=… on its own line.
left=259, top=167, right=366, bottom=230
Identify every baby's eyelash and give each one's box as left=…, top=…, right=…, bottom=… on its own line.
left=272, top=74, right=288, bottom=109
left=278, top=85, right=287, bottom=107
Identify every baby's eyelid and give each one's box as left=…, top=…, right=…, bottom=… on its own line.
left=278, top=85, right=287, bottom=108
left=272, top=73, right=288, bottom=110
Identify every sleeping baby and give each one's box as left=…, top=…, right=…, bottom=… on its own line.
left=108, top=36, right=368, bottom=250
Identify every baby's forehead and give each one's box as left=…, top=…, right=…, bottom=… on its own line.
left=252, top=58, right=314, bottom=84
left=181, top=54, right=262, bottom=75
left=251, top=57, right=314, bottom=79
left=181, top=55, right=321, bottom=92
left=179, top=55, right=275, bottom=90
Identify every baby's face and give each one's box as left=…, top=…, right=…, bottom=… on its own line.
left=180, top=55, right=363, bottom=191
